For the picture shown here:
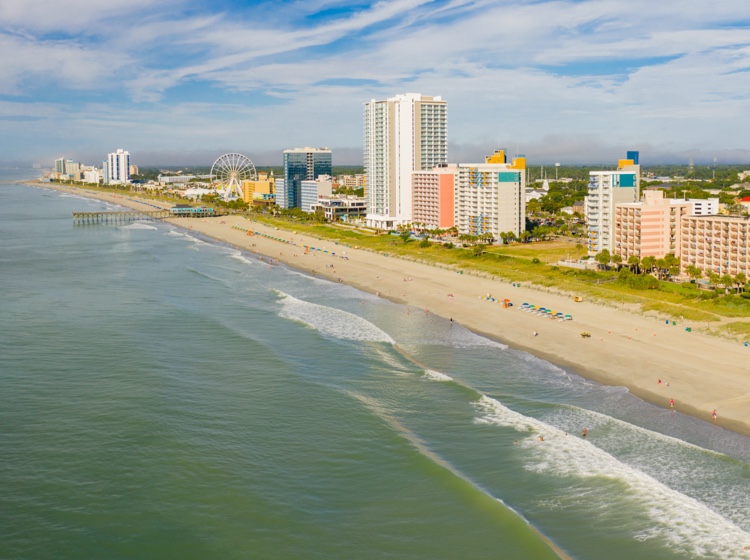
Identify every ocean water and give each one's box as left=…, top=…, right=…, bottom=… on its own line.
left=2, top=171, right=749, bottom=560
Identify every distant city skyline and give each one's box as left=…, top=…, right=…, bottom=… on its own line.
left=2, top=0, right=750, bottom=167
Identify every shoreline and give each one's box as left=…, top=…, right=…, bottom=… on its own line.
left=36, top=182, right=750, bottom=439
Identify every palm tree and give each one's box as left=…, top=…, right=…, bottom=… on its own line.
left=720, top=274, right=734, bottom=293
left=735, top=272, right=747, bottom=293
left=628, top=254, right=641, bottom=274
left=611, top=254, right=623, bottom=270
left=664, top=254, right=681, bottom=278
left=595, top=249, right=611, bottom=270
left=686, top=265, right=702, bottom=281
left=641, top=256, right=656, bottom=276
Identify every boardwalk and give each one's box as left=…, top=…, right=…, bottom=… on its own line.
left=72, top=210, right=171, bottom=224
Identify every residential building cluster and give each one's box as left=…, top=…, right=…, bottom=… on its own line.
left=585, top=152, right=746, bottom=277
left=364, top=92, right=527, bottom=240
left=48, top=90, right=750, bottom=279
left=52, top=149, right=134, bottom=186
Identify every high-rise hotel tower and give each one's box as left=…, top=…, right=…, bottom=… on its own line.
left=364, top=93, right=447, bottom=229
left=106, top=149, right=131, bottom=185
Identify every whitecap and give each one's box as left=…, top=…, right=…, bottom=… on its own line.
left=119, top=222, right=157, bottom=231
left=473, top=396, right=750, bottom=558
left=423, top=369, right=453, bottom=382
left=277, top=291, right=394, bottom=343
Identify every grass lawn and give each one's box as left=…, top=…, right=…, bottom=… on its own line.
left=243, top=214, right=750, bottom=322
left=53, top=186, right=750, bottom=325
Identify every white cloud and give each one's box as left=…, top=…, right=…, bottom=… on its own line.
left=3, top=0, right=750, bottom=165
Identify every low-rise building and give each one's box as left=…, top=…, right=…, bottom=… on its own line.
left=310, top=195, right=367, bottom=222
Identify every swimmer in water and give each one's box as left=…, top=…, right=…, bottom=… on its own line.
left=537, top=435, right=544, bottom=442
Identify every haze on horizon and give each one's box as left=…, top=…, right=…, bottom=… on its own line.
left=2, top=0, right=750, bottom=168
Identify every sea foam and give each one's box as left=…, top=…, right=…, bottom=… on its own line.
left=423, top=370, right=453, bottom=382
left=474, top=395, right=750, bottom=558
left=277, top=292, right=394, bottom=343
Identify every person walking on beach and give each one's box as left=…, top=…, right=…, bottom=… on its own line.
left=712, top=409, right=717, bottom=422
left=582, top=428, right=587, bottom=438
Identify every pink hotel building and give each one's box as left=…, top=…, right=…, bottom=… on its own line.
left=411, top=164, right=456, bottom=229
left=614, top=191, right=691, bottom=260
left=612, top=190, right=749, bottom=277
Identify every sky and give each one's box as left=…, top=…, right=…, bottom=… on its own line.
left=2, top=0, right=750, bottom=168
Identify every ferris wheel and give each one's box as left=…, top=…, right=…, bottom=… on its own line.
left=210, top=153, right=257, bottom=201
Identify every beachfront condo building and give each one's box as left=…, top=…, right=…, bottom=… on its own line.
left=301, top=175, right=333, bottom=213
left=614, top=191, right=691, bottom=260
left=107, top=149, right=131, bottom=185
left=364, top=93, right=447, bottom=229
left=614, top=191, right=722, bottom=261
left=586, top=151, right=641, bottom=255
left=454, top=150, right=527, bottom=241
left=242, top=172, right=276, bottom=208
left=280, top=147, right=332, bottom=210
left=310, top=195, right=368, bottom=222
left=411, top=164, right=457, bottom=229
left=680, top=215, right=750, bottom=277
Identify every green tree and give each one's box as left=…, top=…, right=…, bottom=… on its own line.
left=735, top=272, right=748, bottom=293
left=595, top=249, right=611, bottom=270
left=611, top=254, right=623, bottom=269
left=720, top=274, right=734, bottom=292
left=686, top=265, right=703, bottom=280
left=641, top=256, right=656, bottom=275
left=399, top=230, right=412, bottom=243
left=627, top=255, right=641, bottom=274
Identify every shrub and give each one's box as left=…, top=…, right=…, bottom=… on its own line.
left=681, top=282, right=696, bottom=289
left=699, top=291, right=719, bottom=300
left=741, top=292, right=750, bottom=300
left=531, top=257, right=541, bottom=264
left=443, top=242, right=454, bottom=249
left=626, top=274, right=660, bottom=290
left=419, top=238, right=430, bottom=248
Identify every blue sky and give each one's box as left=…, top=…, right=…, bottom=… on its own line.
left=2, top=0, right=750, bottom=167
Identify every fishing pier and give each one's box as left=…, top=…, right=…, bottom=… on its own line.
left=72, top=210, right=171, bottom=224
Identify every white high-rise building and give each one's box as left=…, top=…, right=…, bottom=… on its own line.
left=364, top=93, right=447, bottom=229
left=586, top=152, right=641, bottom=255
left=107, top=149, right=131, bottom=184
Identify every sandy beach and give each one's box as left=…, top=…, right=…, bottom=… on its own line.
left=46, top=184, right=750, bottom=437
